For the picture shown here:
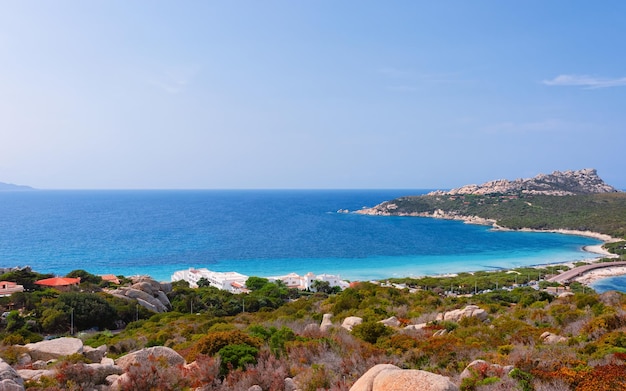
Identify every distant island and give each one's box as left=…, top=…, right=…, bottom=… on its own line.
left=358, top=169, right=626, bottom=240
left=0, top=181, right=34, bottom=191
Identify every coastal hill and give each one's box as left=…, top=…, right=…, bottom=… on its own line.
left=430, top=168, right=619, bottom=196
left=0, top=181, right=33, bottom=191
left=358, top=169, right=626, bottom=239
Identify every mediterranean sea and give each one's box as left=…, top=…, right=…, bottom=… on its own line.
left=591, top=276, right=626, bottom=293
left=0, top=190, right=602, bottom=283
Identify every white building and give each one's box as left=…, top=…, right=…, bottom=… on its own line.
left=171, top=268, right=249, bottom=293
left=268, top=272, right=349, bottom=291
left=172, top=268, right=349, bottom=293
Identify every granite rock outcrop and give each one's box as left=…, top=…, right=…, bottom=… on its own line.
left=350, top=364, right=458, bottom=391
left=23, top=337, right=84, bottom=361
left=107, top=276, right=172, bottom=313
left=430, top=169, right=618, bottom=196
left=436, top=305, right=488, bottom=323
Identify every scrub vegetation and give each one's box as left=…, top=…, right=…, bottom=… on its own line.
left=2, top=266, right=626, bottom=390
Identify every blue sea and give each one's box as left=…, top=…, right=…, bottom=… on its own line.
left=0, top=190, right=604, bottom=284
left=591, top=276, right=626, bottom=293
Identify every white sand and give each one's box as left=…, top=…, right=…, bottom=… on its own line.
left=574, top=266, right=626, bottom=285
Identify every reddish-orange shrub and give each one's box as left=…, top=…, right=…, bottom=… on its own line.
left=577, top=364, right=626, bottom=391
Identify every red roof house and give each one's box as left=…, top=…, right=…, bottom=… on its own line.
left=35, top=277, right=81, bottom=291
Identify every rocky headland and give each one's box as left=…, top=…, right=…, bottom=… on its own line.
left=429, top=168, right=619, bottom=197
left=357, top=169, right=624, bottom=236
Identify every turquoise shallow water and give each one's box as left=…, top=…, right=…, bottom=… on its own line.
left=591, top=275, right=626, bottom=293
left=0, top=190, right=601, bottom=282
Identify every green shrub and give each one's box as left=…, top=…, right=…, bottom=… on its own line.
left=218, top=344, right=259, bottom=374
left=351, top=321, right=393, bottom=344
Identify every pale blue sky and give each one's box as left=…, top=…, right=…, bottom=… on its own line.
left=1, top=1, right=625, bottom=189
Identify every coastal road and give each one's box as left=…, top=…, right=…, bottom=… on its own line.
left=547, top=261, right=626, bottom=284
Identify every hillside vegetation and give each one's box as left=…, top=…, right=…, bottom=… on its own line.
left=3, top=271, right=626, bottom=390
left=385, top=192, right=626, bottom=239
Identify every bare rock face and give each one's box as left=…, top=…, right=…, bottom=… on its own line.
left=350, top=364, right=458, bottom=391
left=436, top=305, right=487, bottom=323
left=350, top=364, right=399, bottom=391
left=403, top=323, right=427, bottom=332
left=284, top=377, right=298, bottom=391
left=115, top=346, right=185, bottom=371
left=0, top=358, right=24, bottom=391
left=342, top=316, right=363, bottom=331
left=460, top=360, right=512, bottom=381
left=107, top=276, right=172, bottom=313
left=379, top=316, right=401, bottom=327
left=320, top=313, right=334, bottom=333
left=0, top=378, right=24, bottom=391
left=83, top=344, right=107, bottom=363
left=433, top=169, right=619, bottom=196
left=16, top=368, right=56, bottom=382
left=540, top=331, right=568, bottom=344
left=23, top=337, right=83, bottom=361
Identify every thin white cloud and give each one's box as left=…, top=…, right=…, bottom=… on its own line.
left=543, top=74, right=626, bottom=89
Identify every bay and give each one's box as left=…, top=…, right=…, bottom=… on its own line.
left=591, top=276, right=626, bottom=293
left=0, top=190, right=601, bottom=282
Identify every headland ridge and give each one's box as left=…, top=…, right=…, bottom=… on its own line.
left=357, top=168, right=625, bottom=240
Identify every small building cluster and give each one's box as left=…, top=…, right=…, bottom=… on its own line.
left=267, top=272, right=349, bottom=291
left=171, top=268, right=349, bottom=292
left=0, top=281, right=24, bottom=297
left=171, top=268, right=250, bottom=293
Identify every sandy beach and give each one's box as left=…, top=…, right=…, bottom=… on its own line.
left=534, top=229, right=625, bottom=287
left=574, top=266, right=626, bottom=285
left=575, top=233, right=624, bottom=285
left=582, top=243, right=618, bottom=257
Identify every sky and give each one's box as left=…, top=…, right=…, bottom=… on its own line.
left=1, top=1, right=625, bottom=190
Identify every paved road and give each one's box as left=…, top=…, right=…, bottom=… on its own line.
left=547, top=261, right=626, bottom=284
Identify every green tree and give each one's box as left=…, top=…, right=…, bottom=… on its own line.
left=66, top=269, right=102, bottom=285
left=56, top=292, right=117, bottom=331
left=4, top=311, right=25, bottom=332
left=41, top=308, right=68, bottom=333
left=311, top=280, right=332, bottom=294
left=351, top=321, right=392, bottom=344
left=248, top=325, right=295, bottom=356
left=197, top=277, right=211, bottom=288
left=245, top=276, right=269, bottom=291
